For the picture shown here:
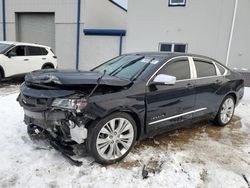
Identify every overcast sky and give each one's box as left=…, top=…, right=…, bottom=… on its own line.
left=113, top=0, right=128, bottom=9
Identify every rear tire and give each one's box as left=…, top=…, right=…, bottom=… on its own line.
left=42, top=64, right=54, bottom=69
left=87, top=112, right=137, bottom=165
left=214, top=95, right=235, bottom=126
left=0, top=71, right=3, bottom=82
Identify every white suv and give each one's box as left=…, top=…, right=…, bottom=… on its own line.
left=0, top=41, right=57, bottom=81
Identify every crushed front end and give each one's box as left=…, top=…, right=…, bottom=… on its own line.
left=17, top=85, right=95, bottom=165
left=17, top=70, right=130, bottom=165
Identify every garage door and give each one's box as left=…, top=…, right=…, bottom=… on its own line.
left=16, top=13, right=55, bottom=51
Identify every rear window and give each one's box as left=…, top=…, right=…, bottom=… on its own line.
left=194, top=59, right=217, bottom=78
left=27, top=46, right=48, bottom=56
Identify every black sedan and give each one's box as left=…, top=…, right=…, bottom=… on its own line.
left=17, top=52, right=244, bottom=165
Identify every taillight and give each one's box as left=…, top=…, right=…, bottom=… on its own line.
left=240, top=79, right=244, bottom=85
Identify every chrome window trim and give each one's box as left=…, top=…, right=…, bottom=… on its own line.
left=146, top=56, right=229, bottom=86
left=214, top=62, right=229, bottom=76
left=192, top=57, right=219, bottom=78
left=146, top=56, right=191, bottom=86
left=213, top=61, right=222, bottom=76
left=149, top=108, right=207, bottom=125
left=188, top=57, right=197, bottom=79
left=176, top=74, right=226, bottom=83
left=224, top=69, right=228, bottom=76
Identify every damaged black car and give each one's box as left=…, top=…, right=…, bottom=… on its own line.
left=17, top=52, right=244, bottom=165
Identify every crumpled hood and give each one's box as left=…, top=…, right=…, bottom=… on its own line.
left=25, top=69, right=131, bottom=87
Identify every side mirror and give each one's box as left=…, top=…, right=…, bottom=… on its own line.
left=7, top=51, right=17, bottom=58
left=152, top=74, right=176, bottom=85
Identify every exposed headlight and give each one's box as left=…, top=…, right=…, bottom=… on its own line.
left=52, top=98, right=87, bottom=112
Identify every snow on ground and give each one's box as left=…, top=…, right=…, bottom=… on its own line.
left=0, top=85, right=250, bottom=188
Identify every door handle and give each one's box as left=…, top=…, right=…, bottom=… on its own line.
left=24, top=59, right=29, bottom=61
left=42, top=58, right=46, bottom=60
left=215, top=79, right=222, bottom=84
left=186, top=83, right=194, bottom=89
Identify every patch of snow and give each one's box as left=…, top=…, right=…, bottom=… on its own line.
left=0, top=88, right=249, bottom=187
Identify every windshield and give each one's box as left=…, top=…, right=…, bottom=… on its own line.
left=0, top=43, right=12, bottom=54
left=93, top=55, right=159, bottom=80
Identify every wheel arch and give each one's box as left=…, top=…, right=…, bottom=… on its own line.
left=86, top=108, right=144, bottom=141
left=226, top=92, right=237, bottom=103
left=0, top=66, right=5, bottom=78
left=213, top=90, right=238, bottom=119
left=42, top=62, right=54, bottom=69
left=119, top=109, right=142, bottom=141
left=214, top=92, right=237, bottom=126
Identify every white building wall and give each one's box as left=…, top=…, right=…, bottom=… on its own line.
left=84, top=0, right=127, bottom=29
left=79, top=0, right=127, bottom=70
left=0, top=0, right=127, bottom=70
left=229, top=0, right=250, bottom=70
left=126, top=0, right=250, bottom=70
left=79, top=36, right=121, bottom=70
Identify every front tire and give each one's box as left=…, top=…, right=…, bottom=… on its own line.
left=214, top=95, right=235, bottom=126
left=0, top=72, right=2, bottom=83
left=87, top=112, right=137, bottom=165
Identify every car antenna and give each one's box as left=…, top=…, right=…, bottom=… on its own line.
left=86, top=70, right=107, bottom=100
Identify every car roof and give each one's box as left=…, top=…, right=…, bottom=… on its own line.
left=0, top=41, right=50, bottom=48
left=124, top=52, right=218, bottom=63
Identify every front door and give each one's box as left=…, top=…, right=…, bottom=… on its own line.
left=5, top=45, right=30, bottom=75
left=146, top=57, right=196, bottom=133
left=26, top=46, right=48, bottom=72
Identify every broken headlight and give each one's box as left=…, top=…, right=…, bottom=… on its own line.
left=52, top=98, right=87, bottom=112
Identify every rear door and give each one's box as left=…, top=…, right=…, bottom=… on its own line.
left=26, top=46, right=48, bottom=72
left=191, top=57, right=223, bottom=117
left=146, top=57, right=196, bottom=133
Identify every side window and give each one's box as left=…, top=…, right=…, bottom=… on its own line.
left=159, top=59, right=190, bottom=80
left=9, top=46, right=26, bottom=56
left=41, top=48, right=48, bottom=55
left=216, top=63, right=226, bottom=75
left=27, top=46, right=47, bottom=56
left=194, top=59, right=216, bottom=78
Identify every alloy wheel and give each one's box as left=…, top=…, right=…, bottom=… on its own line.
left=220, top=98, right=235, bottom=124
left=96, top=118, right=134, bottom=160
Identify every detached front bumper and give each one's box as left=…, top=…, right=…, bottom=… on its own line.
left=24, top=109, right=88, bottom=166
left=27, top=123, right=84, bottom=166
